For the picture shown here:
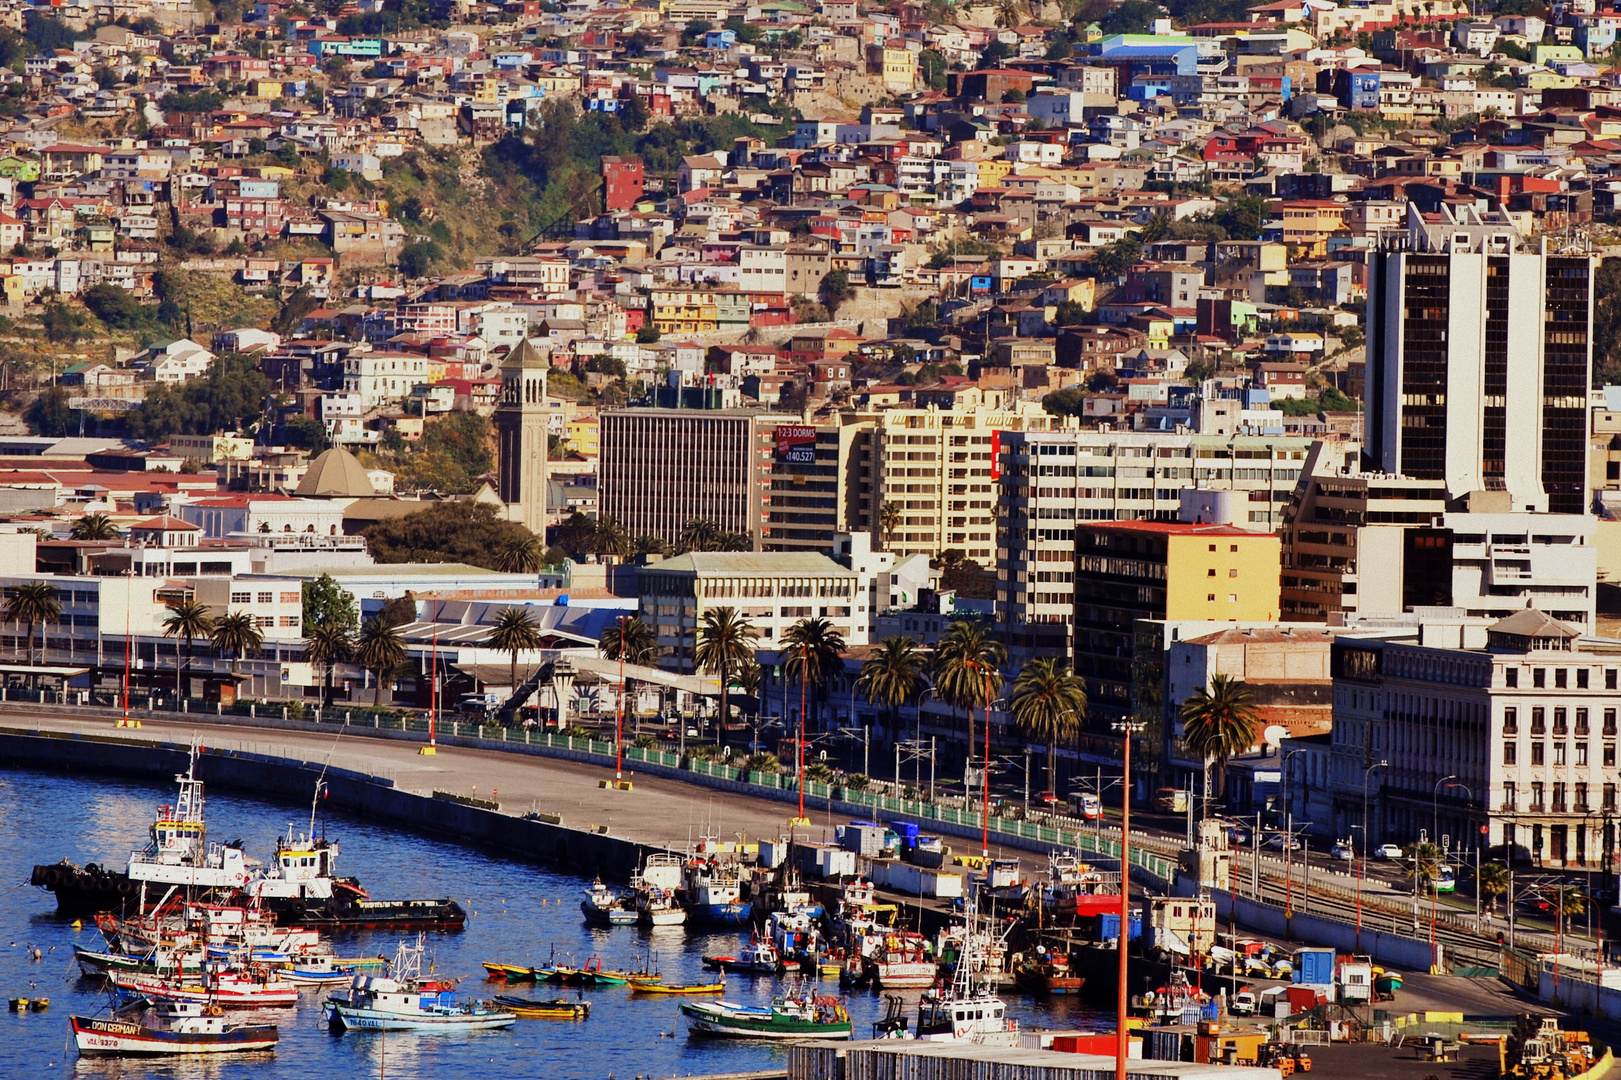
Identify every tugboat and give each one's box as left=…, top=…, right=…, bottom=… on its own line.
left=70, top=1000, right=279, bottom=1057
left=580, top=878, right=637, bottom=926
left=323, top=937, right=516, bottom=1032
left=681, top=985, right=852, bottom=1040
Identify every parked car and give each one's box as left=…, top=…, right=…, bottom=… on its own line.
left=1375, top=844, right=1404, bottom=859
left=1330, top=843, right=1356, bottom=861
left=1230, top=991, right=1257, bottom=1016
left=1262, top=833, right=1301, bottom=851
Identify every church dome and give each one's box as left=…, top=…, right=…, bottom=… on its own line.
left=295, top=446, right=376, bottom=498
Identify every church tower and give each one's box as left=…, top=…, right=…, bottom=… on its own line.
left=495, top=339, right=549, bottom=536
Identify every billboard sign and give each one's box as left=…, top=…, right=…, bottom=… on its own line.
left=775, top=425, right=817, bottom=464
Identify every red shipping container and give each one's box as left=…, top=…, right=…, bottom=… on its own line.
left=1285, top=987, right=1322, bottom=1011
left=1052, top=1035, right=1119, bottom=1055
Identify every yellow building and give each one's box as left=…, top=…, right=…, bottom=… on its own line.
left=1074, top=521, right=1282, bottom=722
left=649, top=287, right=718, bottom=334
left=252, top=80, right=283, bottom=99
left=566, top=413, right=599, bottom=457
left=877, top=45, right=915, bottom=90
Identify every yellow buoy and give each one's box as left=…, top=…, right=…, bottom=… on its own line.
left=69, top=921, right=81, bottom=930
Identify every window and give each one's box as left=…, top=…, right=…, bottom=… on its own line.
left=1208, top=544, right=1216, bottom=551
left=257, top=592, right=274, bottom=604
left=1208, top=568, right=1216, bottom=576
left=1579, top=669, right=1590, bottom=689
left=1504, top=707, right=1518, bottom=734
left=1609, top=670, right=1618, bottom=690
left=230, top=591, right=252, bottom=604
left=280, top=592, right=300, bottom=604
left=1608, top=709, right=1618, bottom=736
left=1606, top=784, right=1617, bottom=811
left=1556, top=668, right=1568, bottom=689
left=1507, top=668, right=1519, bottom=687
left=1534, top=668, right=1546, bottom=688
left=1228, top=594, right=1237, bottom=602
left=1577, top=743, right=1589, bottom=766
left=1576, top=783, right=1589, bottom=811
left=1553, top=783, right=1567, bottom=811
left=1504, top=781, right=1518, bottom=809
left=256, top=616, right=274, bottom=628
left=1531, top=781, right=1544, bottom=809
left=1229, top=568, right=1238, bottom=577
left=1608, top=744, right=1617, bottom=768
left=1555, top=708, right=1568, bottom=734
left=1533, top=742, right=1545, bottom=766
left=1230, top=544, right=1238, bottom=552
left=279, top=616, right=299, bottom=628
left=1532, top=707, right=1546, bottom=734
left=1208, top=594, right=1215, bottom=601
left=1504, top=742, right=1517, bottom=765
left=1554, top=743, right=1566, bottom=766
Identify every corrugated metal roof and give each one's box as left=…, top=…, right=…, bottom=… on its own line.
left=648, top=552, right=856, bottom=576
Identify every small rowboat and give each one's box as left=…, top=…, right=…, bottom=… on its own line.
left=628, top=979, right=724, bottom=995
left=493, top=995, right=590, bottom=1019
left=481, top=963, right=536, bottom=982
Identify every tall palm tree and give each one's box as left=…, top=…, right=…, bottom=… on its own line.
left=932, top=619, right=1006, bottom=788
left=600, top=614, right=658, bottom=732
left=782, top=616, right=847, bottom=732
left=4, top=581, right=59, bottom=664
left=162, top=599, right=215, bottom=702
left=1179, top=673, right=1261, bottom=807
left=633, top=534, right=671, bottom=559
left=1478, top=861, right=1509, bottom=915
left=678, top=518, right=722, bottom=553
left=879, top=502, right=902, bottom=548
left=210, top=611, right=264, bottom=675
left=69, top=512, right=120, bottom=541
left=489, top=607, right=543, bottom=700
left=590, top=516, right=631, bottom=562
left=994, top=0, right=1025, bottom=28
left=694, top=606, right=757, bottom=729
left=855, top=635, right=923, bottom=739
left=1010, top=658, right=1088, bottom=796
left=495, top=533, right=543, bottom=573
left=305, top=621, right=353, bottom=706
left=355, top=616, right=407, bottom=707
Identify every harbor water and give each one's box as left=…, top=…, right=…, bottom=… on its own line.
left=0, top=768, right=1108, bottom=1079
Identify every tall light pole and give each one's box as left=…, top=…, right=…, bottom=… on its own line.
left=1281, top=748, right=1306, bottom=915
left=1112, top=718, right=1145, bottom=1080
left=1358, top=760, right=1388, bottom=950
left=1433, top=773, right=1457, bottom=849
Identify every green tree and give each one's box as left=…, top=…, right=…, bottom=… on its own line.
left=1213, top=194, right=1271, bottom=241
left=69, top=513, right=120, bottom=541
left=782, top=616, right=847, bottom=731
left=932, top=620, right=1006, bottom=788
left=1179, top=673, right=1262, bottom=807
left=4, top=581, right=58, bottom=663
left=820, top=269, right=852, bottom=318
left=1042, top=387, right=1086, bottom=417
left=678, top=518, right=723, bottom=553
left=879, top=502, right=903, bottom=548
left=305, top=621, right=353, bottom=706
left=210, top=610, right=264, bottom=675
left=855, top=635, right=924, bottom=737
left=302, top=573, right=358, bottom=632
left=590, top=515, right=631, bottom=561
left=1010, top=657, right=1088, bottom=795
left=1402, top=840, right=1445, bottom=886
left=1594, top=257, right=1621, bottom=386
left=355, top=616, right=407, bottom=706
left=361, top=504, right=544, bottom=569
left=489, top=607, right=543, bottom=699
left=694, top=606, right=758, bottom=728
left=124, top=353, right=273, bottom=441
left=495, top=533, right=544, bottom=573
left=162, top=598, right=215, bottom=701
left=27, top=387, right=75, bottom=438
left=1478, top=861, right=1509, bottom=914
left=636, top=324, right=661, bottom=343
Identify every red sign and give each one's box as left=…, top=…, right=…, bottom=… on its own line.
left=989, top=430, right=1001, bottom=481
left=775, top=425, right=816, bottom=463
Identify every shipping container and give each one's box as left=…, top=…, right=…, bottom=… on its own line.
left=787, top=1039, right=1283, bottom=1080
left=868, top=858, right=965, bottom=899
left=1098, top=911, right=1143, bottom=943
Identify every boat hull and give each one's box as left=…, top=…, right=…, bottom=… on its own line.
left=640, top=910, right=685, bottom=927
left=689, top=903, right=751, bottom=926
left=680, top=1003, right=851, bottom=1040
left=324, top=1004, right=517, bottom=1031
left=581, top=901, right=638, bottom=925
left=70, top=1016, right=278, bottom=1056
left=288, top=898, right=466, bottom=931
left=33, top=864, right=133, bottom=916
left=874, top=964, right=937, bottom=989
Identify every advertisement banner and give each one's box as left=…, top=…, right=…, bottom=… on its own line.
left=775, top=425, right=817, bottom=464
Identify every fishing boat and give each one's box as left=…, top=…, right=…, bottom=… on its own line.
left=634, top=854, right=687, bottom=927
left=628, top=978, right=725, bottom=994
left=108, top=967, right=301, bottom=1009
left=280, top=954, right=389, bottom=986
left=1013, top=949, right=1085, bottom=996
left=864, top=932, right=937, bottom=989
left=680, top=988, right=852, bottom=1040
left=482, top=962, right=537, bottom=982
left=75, top=945, right=203, bottom=979
left=684, top=858, right=750, bottom=926
left=702, top=938, right=782, bottom=974
left=70, top=1001, right=279, bottom=1057
left=916, top=900, right=1018, bottom=1045
left=492, top=995, right=590, bottom=1019
left=323, top=937, right=516, bottom=1032
left=572, top=954, right=648, bottom=986
left=580, top=878, right=637, bottom=926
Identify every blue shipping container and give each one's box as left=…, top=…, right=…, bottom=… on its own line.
left=1292, top=947, right=1335, bottom=985
left=1098, top=913, right=1143, bottom=942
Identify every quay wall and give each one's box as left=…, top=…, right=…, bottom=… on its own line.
left=1209, top=889, right=1439, bottom=972
left=0, top=728, right=666, bottom=881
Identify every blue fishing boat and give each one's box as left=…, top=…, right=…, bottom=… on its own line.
left=323, top=938, right=515, bottom=1033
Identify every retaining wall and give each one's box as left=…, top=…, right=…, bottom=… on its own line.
left=1208, top=887, right=1440, bottom=972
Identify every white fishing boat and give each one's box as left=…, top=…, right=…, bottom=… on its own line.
left=634, top=854, right=686, bottom=927
left=915, top=900, right=1017, bottom=1044
left=280, top=953, right=389, bottom=985
left=323, top=938, right=515, bottom=1032
left=70, top=1000, right=278, bottom=1057
left=580, top=878, right=637, bottom=926
left=109, top=966, right=300, bottom=1009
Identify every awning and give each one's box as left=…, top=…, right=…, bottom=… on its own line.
left=0, top=664, right=91, bottom=676
left=450, top=657, right=724, bottom=698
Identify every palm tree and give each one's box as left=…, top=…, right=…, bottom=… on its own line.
left=4, top=581, right=59, bottom=664
left=1179, top=673, right=1261, bottom=808
left=210, top=611, right=263, bottom=675
left=994, top=0, right=1025, bottom=28
left=69, top=512, right=120, bottom=541
left=1010, top=658, right=1088, bottom=796
left=932, top=620, right=1006, bottom=788
left=489, top=607, right=543, bottom=702
left=495, top=533, right=543, bottom=573
left=1478, top=861, right=1509, bottom=915
left=782, top=616, right=847, bottom=732
left=879, top=502, right=902, bottom=548
left=694, top=606, right=757, bottom=729
left=633, top=534, right=671, bottom=559
left=856, top=635, right=924, bottom=739
left=1547, top=884, right=1586, bottom=938
left=162, top=599, right=215, bottom=702
left=590, top=516, right=631, bottom=562
left=304, top=621, right=353, bottom=706
left=1403, top=840, right=1444, bottom=887
left=355, top=616, right=407, bottom=707
left=678, top=518, right=722, bottom=553
left=600, top=614, right=658, bottom=731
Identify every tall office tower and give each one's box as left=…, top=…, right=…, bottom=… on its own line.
left=598, top=408, right=792, bottom=548
left=1365, top=207, right=1593, bottom=514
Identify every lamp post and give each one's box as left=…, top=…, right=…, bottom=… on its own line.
left=1433, top=773, right=1457, bottom=851
left=797, top=642, right=809, bottom=825
left=1111, top=719, right=1146, bottom=1080
left=1358, top=760, right=1388, bottom=949
left=1281, top=748, right=1306, bottom=915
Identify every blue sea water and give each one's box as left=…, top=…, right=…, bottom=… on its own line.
left=0, top=768, right=1105, bottom=1079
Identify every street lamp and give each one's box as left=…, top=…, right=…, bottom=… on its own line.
left=1433, top=774, right=1457, bottom=849
left=980, top=691, right=1007, bottom=860
left=1358, top=760, right=1388, bottom=949
left=1281, top=748, right=1306, bottom=915
left=1111, top=718, right=1146, bottom=1080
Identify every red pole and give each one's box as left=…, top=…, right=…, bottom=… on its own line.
left=430, top=629, right=438, bottom=747
left=1117, top=726, right=1133, bottom=1080
left=797, top=644, right=807, bottom=822
left=1355, top=847, right=1364, bottom=950
left=615, top=616, right=625, bottom=782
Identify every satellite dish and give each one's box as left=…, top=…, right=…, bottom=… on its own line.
left=1262, top=725, right=1288, bottom=749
